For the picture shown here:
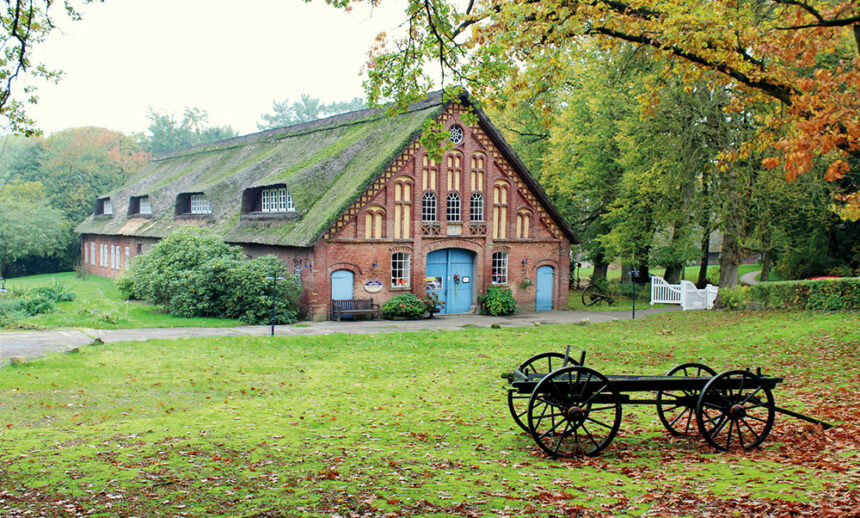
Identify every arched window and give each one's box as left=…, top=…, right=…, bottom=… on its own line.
left=470, top=192, right=484, bottom=222
left=446, top=192, right=461, bottom=222
left=446, top=152, right=462, bottom=191
left=516, top=209, right=531, bottom=239
left=492, top=252, right=509, bottom=284
left=393, top=179, right=412, bottom=239
left=422, top=155, right=437, bottom=191
left=391, top=252, right=411, bottom=287
left=492, top=182, right=509, bottom=239
left=364, top=206, right=385, bottom=239
left=422, top=192, right=437, bottom=222
left=470, top=153, right=485, bottom=192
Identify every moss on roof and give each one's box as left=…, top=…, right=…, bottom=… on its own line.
left=76, top=96, right=445, bottom=247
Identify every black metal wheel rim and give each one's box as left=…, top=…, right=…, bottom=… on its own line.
left=507, top=352, right=578, bottom=433
left=527, top=366, right=622, bottom=457
left=696, top=370, right=775, bottom=451
left=656, top=362, right=717, bottom=436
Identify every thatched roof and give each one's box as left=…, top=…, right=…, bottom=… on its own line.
left=76, top=92, right=577, bottom=247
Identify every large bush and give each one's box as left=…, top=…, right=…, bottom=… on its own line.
left=381, top=293, right=427, bottom=319
left=478, top=286, right=517, bottom=316
left=721, top=278, right=860, bottom=311
left=122, top=228, right=300, bottom=324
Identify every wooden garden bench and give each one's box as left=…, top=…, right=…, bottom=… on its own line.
left=331, top=298, right=380, bottom=321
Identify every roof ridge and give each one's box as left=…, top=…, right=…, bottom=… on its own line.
left=154, top=91, right=445, bottom=162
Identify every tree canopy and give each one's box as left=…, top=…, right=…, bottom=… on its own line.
left=0, top=1, right=98, bottom=135
left=256, top=94, right=366, bottom=130
left=141, top=107, right=236, bottom=155
left=329, top=0, right=859, bottom=218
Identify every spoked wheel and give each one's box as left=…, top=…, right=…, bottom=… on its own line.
left=527, top=366, right=622, bottom=457
left=656, top=363, right=717, bottom=436
left=508, top=352, right=578, bottom=432
left=581, top=285, right=604, bottom=307
left=696, top=370, right=775, bottom=452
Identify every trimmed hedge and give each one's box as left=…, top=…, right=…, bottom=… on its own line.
left=721, top=278, right=860, bottom=310
left=381, top=293, right=428, bottom=319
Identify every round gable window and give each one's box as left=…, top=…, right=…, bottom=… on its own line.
left=449, top=124, right=464, bottom=145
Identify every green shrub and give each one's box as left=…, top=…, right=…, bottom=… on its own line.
left=717, top=285, right=750, bottom=310
left=478, top=286, right=517, bottom=316
left=30, top=282, right=75, bottom=303
left=747, top=278, right=860, bottom=311
left=381, top=293, right=427, bottom=319
left=18, top=293, right=55, bottom=315
left=122, top=228, right=300, bottom=324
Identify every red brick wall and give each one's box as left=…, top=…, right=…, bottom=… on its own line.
left=80, top=234, right=158, bottom=278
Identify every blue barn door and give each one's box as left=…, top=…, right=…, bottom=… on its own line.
left=535, top=266, right=554, bottom=311
left=425, top=248, right=474, bottom=314
left=331, top=270, right=354, bottom=319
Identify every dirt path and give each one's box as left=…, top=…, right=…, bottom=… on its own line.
left=739, top=270, right=762, bottom=285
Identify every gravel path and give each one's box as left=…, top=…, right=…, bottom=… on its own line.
left=739, top=270, right=762, bottom=285
left=0, top=306, right=679, bottom=364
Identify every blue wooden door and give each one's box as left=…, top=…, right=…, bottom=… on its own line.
left=331, top=270, right=354, bottom=318
left=425, top=248, right=474, bottom=314
left=535, top=266, right=554, bottom=311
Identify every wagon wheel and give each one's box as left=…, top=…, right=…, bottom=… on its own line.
left=508, top=352, right=579, bottom=433
left=656, top=363, right=717, bottom=436
left=581, top=285, right=604, bottom=306
left=696, top=370, right=775, bottom=452
left=527, top=366, right=622, bottom=457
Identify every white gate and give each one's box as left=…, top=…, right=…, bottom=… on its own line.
left=651, top=276, right=718, bottom=310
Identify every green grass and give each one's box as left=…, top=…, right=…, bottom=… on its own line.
left=0, top=310, right=857, bottom=516
left=0, top=272, right=243, bottom=330
left=568, top=264, right=764, bottom=311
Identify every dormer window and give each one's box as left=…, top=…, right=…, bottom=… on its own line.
left=176, top=192, right=211, bottom=216
left=190, top=193, right=211, bottom=214
left=261, top=186, right=295, bottom=213
left=95, top=197, right=113, bottom=216
left=128, top=195, right=152, bottom=216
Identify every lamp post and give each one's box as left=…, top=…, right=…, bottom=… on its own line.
left=267, top=269, right=286, bottom=337
left=628, top=268, right=639, bottom=320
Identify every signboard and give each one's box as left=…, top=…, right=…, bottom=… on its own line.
left=364, top=279, right=383, bottom=293
left=425, top=276, right=443, bottom=291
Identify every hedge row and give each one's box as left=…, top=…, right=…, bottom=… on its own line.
left=720, top=278, right=860, bottom=311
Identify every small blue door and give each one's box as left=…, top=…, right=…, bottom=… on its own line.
left=535, top=266, right=554, bottom=311
left=331, top=270, right=354, bottom=318
left=425, top=248, right=474, bottom=314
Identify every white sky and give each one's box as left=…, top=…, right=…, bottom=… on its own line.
left=27, top=0, right=409, bottom=137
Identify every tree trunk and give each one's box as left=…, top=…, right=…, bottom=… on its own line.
left=591, top=257, right=609, bottom=284
left=635, top=259, right=650, bottom=284
left=697, top=229, right=711, bottom=288
left=718, top=233, right=741, bottom=288
left=760, top=250, right=771, bottom=282
left=664, top=263, right=683, bottom=284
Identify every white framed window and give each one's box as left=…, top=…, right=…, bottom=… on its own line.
left=100, top=245, right=105, bottom=267
left=90, top=242, right=95, bottom=265
left=470, top=192, right=484, bottom=221
left=190, top=193, right=211, bottom=214
left=422, top=192, right=437, bottom=222
left=110, top=245, right=115, bottom=270
left=446, top=192, right=461, bottom=222
left=84, top=242, right=89, bottom=264
left=140, top=196, right=152, bottom=215
left=103, top=199, right=113, bottom=215
left=261, top=186, right=295, bottom=213
left=391, top=252, right=410, bottom=288
left=492, top=251, right=508, bottom=284
left=125, top=246, right=130, bottom=269
left=116, top=245, right=122, bottom=270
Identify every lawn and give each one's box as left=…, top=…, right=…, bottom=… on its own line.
left=0, top=310, right=857, bottom=516
left=567, top=264, right=763, bottom=311
left=0, top=273, right=243, bottom=330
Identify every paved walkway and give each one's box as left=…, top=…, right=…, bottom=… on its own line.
left=739, top=270, right=762, bottom=285
left=0, top=307, right=678, bottom=363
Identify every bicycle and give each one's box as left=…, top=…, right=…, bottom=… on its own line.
left=581, top=283, right=615, bottom=306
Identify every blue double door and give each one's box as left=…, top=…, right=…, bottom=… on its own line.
left=425, top=248, right=474, bottom=314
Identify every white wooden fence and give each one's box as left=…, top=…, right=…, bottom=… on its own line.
left=650, top=276, right=718, bottom=310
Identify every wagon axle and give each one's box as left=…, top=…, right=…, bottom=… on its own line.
left=503, top=350, right=833, bottom=458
